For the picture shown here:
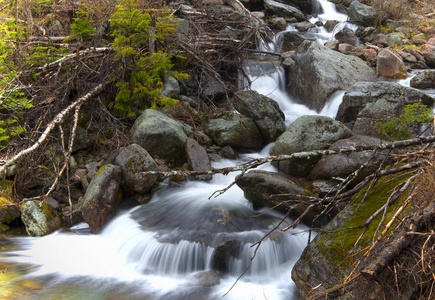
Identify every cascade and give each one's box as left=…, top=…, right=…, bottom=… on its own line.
left=0, top=1, right=371, bottom=299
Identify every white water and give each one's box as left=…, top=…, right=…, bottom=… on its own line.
left=0, top=1, right=386, bottom=299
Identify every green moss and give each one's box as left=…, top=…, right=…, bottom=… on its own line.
left=316, top=171, right=412, bottom=271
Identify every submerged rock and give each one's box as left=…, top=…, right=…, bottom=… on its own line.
left=287, top=40, right=376, bottom=112
left=20, top=200, right=61, bottom=236
left=270, top=115, right=353, bottom=177
left=81, top=164, right=122, bottom=233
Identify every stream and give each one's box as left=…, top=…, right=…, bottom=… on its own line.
left=0, top=1, right=416, bottom=299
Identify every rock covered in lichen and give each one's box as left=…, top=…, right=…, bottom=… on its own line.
left=20, top=200, right=61, bottom=236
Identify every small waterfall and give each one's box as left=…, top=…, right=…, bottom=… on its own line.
left=0, top=1, right=358, bottom=299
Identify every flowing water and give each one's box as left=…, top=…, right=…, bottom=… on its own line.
left=0, top=1, right=399, bottom=299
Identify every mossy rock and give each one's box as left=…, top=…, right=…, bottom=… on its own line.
left=20, top=200, right=61, bottom=236
left=292, top=170, right=413, bottom=298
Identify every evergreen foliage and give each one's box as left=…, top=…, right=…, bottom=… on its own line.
left=109, top=0, right=187, bottom=117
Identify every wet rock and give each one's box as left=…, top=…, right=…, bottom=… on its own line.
left=281, top=31, right=318, bottom=52
left=376, top=48, right=407, bottom=79
left=347, top=0, right=379, bottom=26
left=295, top=21, right=315, bottom=32
left=264, top=0, right=305, bottom=21
left=81, top=164, right=122, bottom=233
left=335, top=27, right=358, bottom=46
left=114, top=144, right=159, bottom=194
left=212, top=240, right=241, bottom=272
left=270, top=115, right=353, bottom=177
left=202, top=111, right=263, bottom=150
left=131, top=109, right=189, bottom=164
left=220, top=145, right=238, bottom=159
left=236, top=170, right=321, bottom=225
left=269, top=17, right=287, bottom=30
left=185, top=138, right=212, bottom=181
left=233, top=90, right=285, bottom=143
left=287, top=40, right=376, bottom=112
left=309, top=135, right=392, bottom=185
left=193, top=270, right=220, bottom=287
left=21, top=200, right=61, bottom=236
left=337, top=81, right=434, bottom=137
left=324, top=20, right=340, bottom=32
left=410, top=70, right=435, bottom=89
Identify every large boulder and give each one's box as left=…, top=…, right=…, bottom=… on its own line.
left=114, top=144, right=159, bottom=194
left=21, top=200, right=61, bottom=236
left=81, top=164, right=122, bottom=233
left=347, top=0, right=379, bottom=26
left=410, top=70, right=435, bottom=89
left=287, top=40, right=376, bottom=112
left=376, top=48, right=407, bottom=79
left=131, top=109, right=189, bottom=163
left=233, top=90, right=285, bottom=143
left=334, top=27, right=358, bottom=46
left=336, top=82, right=434, bottom=137
left=236, top=170, right=321, bottom=225
left=264, top=0, right=305, bottom=21
left=202, top=111, right=263, bottom=149
left=309, top=135, right=392, bottom=185
left=270, top=116, right=353, bottom=177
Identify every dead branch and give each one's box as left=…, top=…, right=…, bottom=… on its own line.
left=0, top=81, right=110, bottom=175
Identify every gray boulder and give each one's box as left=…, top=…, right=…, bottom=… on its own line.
left=114, top=144, right=159, bottom=194
left=21, top=200, right=61, bottom=236
left=131, top=109, right=189, bottom=163
left=280, top=31, right=318, bottom=52
left=81, top=164, right=122, bottom=233
left=236, top=170, right=321, bottom=225
left=309, top=135, right=392, bottom=185
left=347, top=0, right=379, bottom=26
left=185, top=138, right=212, bottom=181
left=287, top=40, right=376, bottom=112
left=336, top=81, right=434, bottom=137
left=334, top=27, right=358, bottom=46
left=160, top=76, right=180, bottom=99
left=376, top=48, right=407, bottom=79
left=270, top=115, right=353, bottom=177
left=202, top=111, right=263, bottom=149
left=410, top=70, right=435, bottom=89
left=264, top=0, right=305, bottom=21
left=233, top=90, right=285, bottom=143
